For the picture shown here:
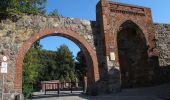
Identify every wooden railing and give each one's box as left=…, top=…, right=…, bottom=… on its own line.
left=41, top=81, right=82, bottom=96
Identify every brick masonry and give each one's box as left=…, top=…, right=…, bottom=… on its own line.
left=96, top=0, right=169, bottom=93
left=0, top=15, right=100, bottom=99
left=0, top=0, right=170, bottom=99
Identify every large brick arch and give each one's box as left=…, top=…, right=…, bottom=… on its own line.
left=14, top=28, right=100, bottom=91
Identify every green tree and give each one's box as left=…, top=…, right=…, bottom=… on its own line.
left=23, top=43, right=77, bottom=99
left=75, top=51, right=87, bottom=91
left=56, top=44, right=76, bottom=82
left=75, top=51, right=87, bottom=82
left=48, top=9, right=59, bottom=16
left=18, top=0, right=46, bottom=15
left=23, top=48, right=42, bottom=99
left=38, top=50, right=58, bottom=81
left=0, top=0, right=19, bottom=15
left=32, top=41, right=42, bottom=50
left=23, top=41, right=43, bottom=99
left=0, top=0, right=46, bottom=18
left=36, top=45, right=77, bottom=82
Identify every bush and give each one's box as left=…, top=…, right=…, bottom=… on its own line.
left=23, top=83, right=33, bottom=99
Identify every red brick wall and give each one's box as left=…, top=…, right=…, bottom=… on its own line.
left=96, top=0, right=158, bottom=88
left=99, top=1, right=157, bottom=63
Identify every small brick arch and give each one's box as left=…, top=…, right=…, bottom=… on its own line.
left=114, top=19, right=147, bottom=44
left=14, top=28, right=100, bottom=91
left=114, top=20, right=148, bottom=64
left=117, top=20, right=147, bottom=43
left=116, top=20, right=149, bottom=87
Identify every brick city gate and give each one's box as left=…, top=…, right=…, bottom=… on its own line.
left=14, top=29, right=100, bottom=93
left=0, top=0, right=170, bottom=99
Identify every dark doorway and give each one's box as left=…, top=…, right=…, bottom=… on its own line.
left=117, top=21, right=148, bottom=88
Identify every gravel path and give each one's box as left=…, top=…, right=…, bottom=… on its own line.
left=30, top=83, right=170, bottom=100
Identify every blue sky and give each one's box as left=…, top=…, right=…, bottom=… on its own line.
left=40, top=36, right=80, bottom=57
left=40, top=0, right=170, bottom=57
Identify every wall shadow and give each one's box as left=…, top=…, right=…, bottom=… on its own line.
left=149, top=55, right=170, bottom=85
left=117, top=20, right=150, bottom=88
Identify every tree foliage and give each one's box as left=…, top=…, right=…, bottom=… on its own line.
left=48, top=9, right=59, bottom=16
left=56, top=44, right=76, bottom=82
left=36, top=44, right=76, bottom=82
left=75, top=51, right=87, bottom=82
left=23, top=48, right=42, bottom=99
left=23, top=43, right=77, bottom=99
left=0, top=0, right=46, bottom=18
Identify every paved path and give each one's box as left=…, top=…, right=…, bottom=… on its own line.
left=31, top=95, right=163, bottom=100
left=30, top=83, right=170, bottom=100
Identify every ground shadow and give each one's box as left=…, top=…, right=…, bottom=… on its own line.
left=30, top=91, right=90, bottom=99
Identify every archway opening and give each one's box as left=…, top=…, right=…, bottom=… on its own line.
left=14, top=29, right=99, bottom=98
left=22, top=36, right=90, bottom=98
left=117, top=21, right=148, bottom=88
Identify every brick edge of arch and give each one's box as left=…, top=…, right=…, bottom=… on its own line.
left=14, top=28, right=100, bottom=90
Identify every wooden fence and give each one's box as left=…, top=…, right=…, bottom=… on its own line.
left=41, top=80, right=82, bottom=96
